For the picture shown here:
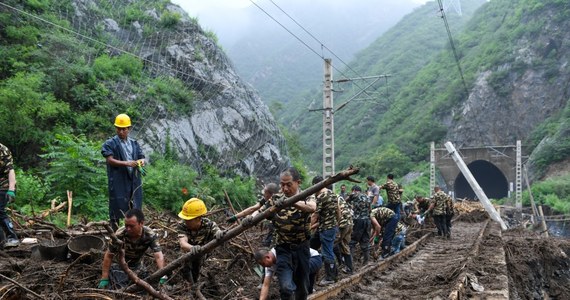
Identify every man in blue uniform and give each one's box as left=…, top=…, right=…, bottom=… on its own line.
left=101, top=114, right=145, bottom=231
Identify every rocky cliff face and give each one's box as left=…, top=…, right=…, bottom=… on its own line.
left=447, top=6, right=570, bottom=149
left=72, top=0, right=289, bottom=179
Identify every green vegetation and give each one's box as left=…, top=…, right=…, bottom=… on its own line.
left=0, top=0, right=255, bottom=224
left=522, top=175, right=570, bottom=214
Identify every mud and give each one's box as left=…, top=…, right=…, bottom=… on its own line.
left=503, top=229, right=570, bottom=300
left=1, top=208, right=570, bottom=299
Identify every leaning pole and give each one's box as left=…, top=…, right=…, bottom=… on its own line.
left=444, top=141, right=508, bottom=230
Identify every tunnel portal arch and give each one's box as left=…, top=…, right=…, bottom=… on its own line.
left=454, top=160, right=509, bottom=199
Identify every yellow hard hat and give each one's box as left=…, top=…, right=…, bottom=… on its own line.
left=114, top=114, right=132, bottom=128
left=179, top=198, right=207, bottom=220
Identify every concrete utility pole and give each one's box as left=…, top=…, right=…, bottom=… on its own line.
left=322, top=59, right=334, bottom=178
left=430, top=142, right=436, bottom=197
left=444, top=141, right=508, bottom=230
left=313, top=58, right=391, bottom=178
left=515, top=140, right=522, bottom=209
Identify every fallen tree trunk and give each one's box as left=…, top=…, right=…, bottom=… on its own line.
left=125, top=166, right=359, bottom=293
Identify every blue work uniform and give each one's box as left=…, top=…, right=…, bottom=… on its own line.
left=101, top=135, right=145, bottom=229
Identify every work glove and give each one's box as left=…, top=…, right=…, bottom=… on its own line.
left=137, top=161, right=147, bottom=176
left=98, top=278, right=110, bottom=289
left=159, top=275, right=168, bottom=285
left=214, top=230, right=225, bottom=240
left=241, top=215, right=254, bottom=227
left=5, top=190, right=15, bottom=202
left=226, top=215, right=238, bottom=224
left=189, top=245, right=201, bottom=255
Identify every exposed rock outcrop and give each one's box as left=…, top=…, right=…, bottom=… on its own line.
left=71, top=0, right=289, bottom=179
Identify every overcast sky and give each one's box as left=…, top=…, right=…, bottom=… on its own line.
left=171, top=0, right=431, bottom=47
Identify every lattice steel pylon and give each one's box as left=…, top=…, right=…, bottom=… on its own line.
left=443, top=0, right=462, bottom=16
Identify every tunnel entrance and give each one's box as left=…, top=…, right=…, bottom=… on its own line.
left=454, top=160, right=508, bottom=200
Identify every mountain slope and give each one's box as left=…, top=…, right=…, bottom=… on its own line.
left=0, top=0, right=289, bottom=178
left=277, top=0, right=487, bottom=172
left=227, top=0, right=423, bottom=106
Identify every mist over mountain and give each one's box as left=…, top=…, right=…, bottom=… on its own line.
left=222, top=0, right=427, bottom=105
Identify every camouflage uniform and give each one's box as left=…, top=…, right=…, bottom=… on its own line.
left=445, top=193, right=454, bottom=234
left=414, top=198, right=430, bottom=214
left=315, top=189, right=339, bottom=282
left=257, top=194, right=275, bottom=247
left=335, top=196, right=353, bottom=255
left=177, top=218, right=221, bottom=282
left=381, top=179, right=402, bottom=219
left=390, top=221, right=407, bottom=254
left=0, top=143, right=18, bottom=245
left=335, top=196, right=354, bottom=273
left=266, top=192, right=313, bottom=299
left=107, top=226, right=162, bottom=288
left=431, top=190, right=450, bottom=237
left=347, top=193, right=372, bottom=264
left=370, top=207, right=398, bottom=258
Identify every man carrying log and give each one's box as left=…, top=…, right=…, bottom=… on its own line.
left=262, top=167, right=316, bottom=300
left=177, top=198, right=223, bottom=283
left=98, top=208, right=166, bottom=289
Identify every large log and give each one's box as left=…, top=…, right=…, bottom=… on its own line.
left=125, top=166, right=359, bottom=292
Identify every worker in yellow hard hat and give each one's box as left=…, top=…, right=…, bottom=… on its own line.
left=177, top=198, right=224, bottom=283
left=101, top=113, right=146, bottom=231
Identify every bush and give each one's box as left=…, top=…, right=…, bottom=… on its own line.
left=143, top=158, right=199, bottom=213
left=160, top=11, right=181, bottom=28
left=40, top=133, right=107, bottom=220
left=13, top=169, right=49, bottom=215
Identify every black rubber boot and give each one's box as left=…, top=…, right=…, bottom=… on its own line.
left=319, top=261, right=335, bottom=285
left=362, top=248, right=370, bottom=265
left=1, top=218, right=19, bottom=247
left=334, top=246, right=343, bottom=267
left=342, top=254, right=353, bottom=274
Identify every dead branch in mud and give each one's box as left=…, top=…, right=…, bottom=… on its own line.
left=125, top=166, right=360, bottom=293
left=58, top=252, right=93, bottom=293
left=63, top=288, right=144, bottom=299
left=93, top=221, right=173, bottom=300
left=0, top=273, right=43, bottom=300
left=196, top=281, right=207, bottom=300
left=224, top=190, right=255, bottom=255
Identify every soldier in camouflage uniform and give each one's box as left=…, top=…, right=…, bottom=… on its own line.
left=0, top=143, right=19, bottom=248
left=99, top=209, right=165, bottom=289
left=370, top=207, right=399, bottom=259
left=413, top=195, right=430, bottom=215
left=264, top=167, right=316, bottom=300
left=226, top=183, right=280, bottom=247
left=380, top=174, right=402, bottom=220
left=178, top=198, right=223, bottom=283
left=311, top=175, right=339, bottom=285
left=347, top=185, right=372, bottom=265
left=445, top=192, right=455, bottom=235
left=390, top=221, right=408, bottom=254
left=334, top=194, right=354, bottom=274
left=427, top=186, right=450, bottom=238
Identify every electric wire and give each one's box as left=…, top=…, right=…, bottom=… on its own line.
left=252, top=0, right=385, bottom=108
left=268, top=0, right=380, bottom=88
left=436, top=0, right=469, bottom=95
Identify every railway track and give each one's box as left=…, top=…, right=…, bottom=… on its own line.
left=309, top=218, right=508, bottom=299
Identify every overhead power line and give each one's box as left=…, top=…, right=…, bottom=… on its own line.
left=436, top=0, right=469, bottom=95
left=250, top=0, right=385, bottom=101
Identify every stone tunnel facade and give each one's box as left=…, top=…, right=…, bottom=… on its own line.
left=435, top=145, right=522, bottom=200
